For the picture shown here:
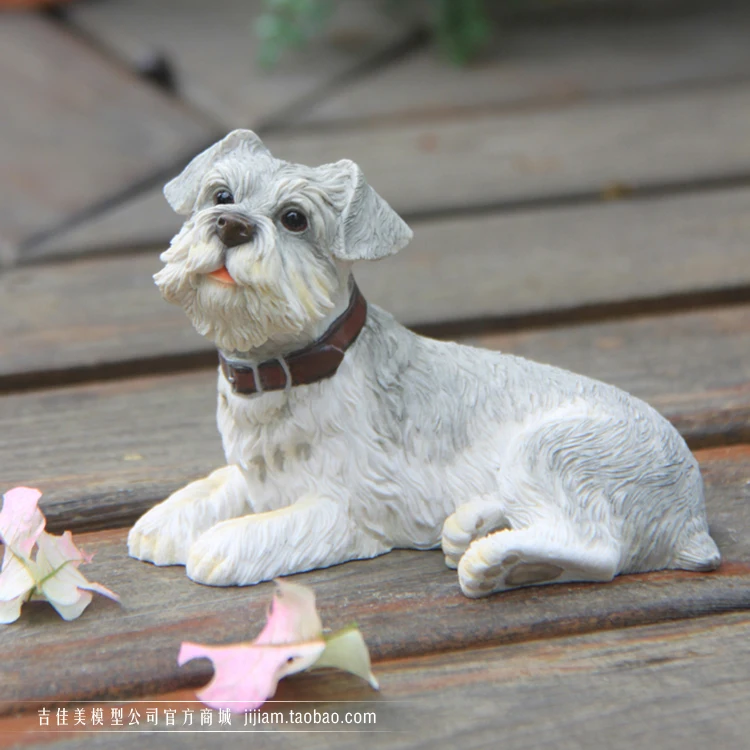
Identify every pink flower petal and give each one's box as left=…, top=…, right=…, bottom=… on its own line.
left=178, top=640, right=325, bottom=713
left=0, top=487, right=45, bottom=557
left=179, top=582, right=378, bottom=712
left=255, top=580, right=323, bottom=646
left=77, top=580, right=120, bottom=603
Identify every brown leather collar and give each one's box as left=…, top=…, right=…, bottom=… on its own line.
left=219, top=283, right=367, bottom=395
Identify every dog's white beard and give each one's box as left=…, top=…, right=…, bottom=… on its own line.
left=155, top=225, right=338, bottom=352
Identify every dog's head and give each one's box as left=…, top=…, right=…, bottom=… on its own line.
left=155, top=129, right=412, bottom=353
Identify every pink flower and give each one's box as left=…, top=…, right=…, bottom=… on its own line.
left=179, top=580, right=378, bottom=712
left=0, top=487, right=119, bottom=623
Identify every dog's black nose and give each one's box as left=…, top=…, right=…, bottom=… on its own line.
left=216, top=214, right=255, bottom=248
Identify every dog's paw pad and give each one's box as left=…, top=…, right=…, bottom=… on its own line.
left=459, top=547, right=563, bottom=598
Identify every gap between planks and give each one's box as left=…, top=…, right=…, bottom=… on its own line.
left=2, top=304, right=750, bottom=536
left=0, top=614, right=750, bottom=749
left=20, top=78, right=750, bottom=263
left=19, top=172, right=750, bottom=267
left=0, top=443, right=746, bottom=715
left=2, top=286, right=750, bottom=398
left=6, top=184, right=750, bottom=392
left=2, top=606, right=750, bottom=750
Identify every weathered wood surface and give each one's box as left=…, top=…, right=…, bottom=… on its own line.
left=2, top=304, right=749, bottom=532
left=298, top=1, right=750, bottom=127
left=270, top=83, right=750, bottom=217
left=0, top=440, right=748, bottom=715
left=6, top=612, right=749, bottom=750
left=6, top=187, right=750, bottom=385
left=1, top=4, right=749, bottom=747
left=0, top=14, right=215, bottom=253
left=24, top=187, right=183, bottom=265
left=1, top=372, right=224, bottom=533
left=68, top=0, right=417, bottom=129
left=29, top=80, right=750, bottom=259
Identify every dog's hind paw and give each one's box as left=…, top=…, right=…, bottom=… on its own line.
left=459, top=548, right=563, bottom=598
left=458, top=527, right=618, bottom=598
left=441, top=497, right=511, bottom=569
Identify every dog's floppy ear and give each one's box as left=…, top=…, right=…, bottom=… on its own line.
left=329, top=159, right=412, bottom=262
left=164, top=130, right=270, bottom=215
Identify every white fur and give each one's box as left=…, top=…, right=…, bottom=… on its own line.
left=129, top=130, right=721, bottom=597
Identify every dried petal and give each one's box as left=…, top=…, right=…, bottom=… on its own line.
left=178, top=639, right=325, bottom=713
left=0, top=487, right=44, bottom=557
left=313, top=626, right=380, bottom=690
left=0, top=549, right=35, bottom=603
left=0, top=594, right=27, bottom=625
left=36, top=532, right=120, bottom=609
left=0, top=488, right=119, bottom=623
left=45, top=590, right=94, bottom=622
left=255, top=580, right=323, bottom=645
left=180, top=581, right=377, bottom=712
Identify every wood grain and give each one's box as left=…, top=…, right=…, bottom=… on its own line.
left=0, top=443, right=747, bottom=716
left=25, top=186, right=184, bottom=264
left=68, top=0, right=416, bottom=130
left=299, top=2, right=750, bottom=127
left=29, top=82, right=750, bottom=260
left=0, top=14, right=214, bottom=251
left=268, top=82, right=750, bottom=217
left=6, top=187, right=750, bottom=383
left=2, top=305, right=749, bottom=533
left=5, top=612, right=750, bottom=749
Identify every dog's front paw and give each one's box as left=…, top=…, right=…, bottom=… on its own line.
left=185, top=530, right=237, bottom=587
left=128, top=466, right=249, bottom=567
left=128, top=504, right=192, bottom=566
left=186, top=517, right=270, bottom=587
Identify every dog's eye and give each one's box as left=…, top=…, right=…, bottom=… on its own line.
left=280, top=209, right=308, bottom=233
left=213, top=189, right=234, bottom=205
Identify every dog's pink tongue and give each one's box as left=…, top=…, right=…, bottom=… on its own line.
left=208, top=267, right=235, bottom=285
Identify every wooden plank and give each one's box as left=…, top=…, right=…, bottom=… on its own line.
left=0, top=444, right=748, bottom=715
left=1, top=372, right=224, bottom=533
left=7, top=187, right=750, bottom=382
left=68, top=0, right=417, bottom=130
left=298, top=2, right=750, bottom=127
left=25, top=186, right=183, bottom=264
left=30, top=81, right=750, bottom=260
left=270, top=83, right=750, bottom=217
left=0, top=15, right=215, bottom=252
left=6, top=613, right=750, bottom=749
left=2, top=305, right=750, bottom=533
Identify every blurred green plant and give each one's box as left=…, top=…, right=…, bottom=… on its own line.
left=256, top=0, right=336, bottom=68
left=432, top=0, right=491, bottom=65
left=256, top=0, right=493, bottom=68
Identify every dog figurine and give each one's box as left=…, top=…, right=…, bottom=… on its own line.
left=128, top=129, right=720, bottom=597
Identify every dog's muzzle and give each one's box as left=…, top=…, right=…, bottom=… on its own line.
left=216, top=214, right=255, bottom=248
